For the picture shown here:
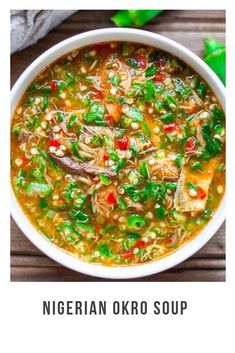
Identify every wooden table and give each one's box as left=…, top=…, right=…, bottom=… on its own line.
left=11, top=10, right=225, bottom=281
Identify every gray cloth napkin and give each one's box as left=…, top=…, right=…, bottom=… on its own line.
left=11, top=10, right=77, bottom=54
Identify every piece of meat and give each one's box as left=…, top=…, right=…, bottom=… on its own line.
left=18, top=129, right=42, bottom=144
left=174, top=159, right=217, bottom=212
left=149, top=157, right=179, bottom=181
left=49, top=154, right=116, bottom=178
left=18, top=130, right=31, bottom=142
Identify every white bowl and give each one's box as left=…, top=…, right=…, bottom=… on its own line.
left=11, top=28, right=225, bottom=279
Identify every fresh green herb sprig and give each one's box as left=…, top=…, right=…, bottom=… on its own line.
left=204, top=38, right=226, bottom=85
left=111, top=10, right=163, bottom=27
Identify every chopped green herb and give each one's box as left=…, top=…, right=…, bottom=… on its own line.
left=145, top=64, right=157, bottom=77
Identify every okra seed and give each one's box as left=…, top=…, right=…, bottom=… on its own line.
left=55, top=149, right=64, bottom=157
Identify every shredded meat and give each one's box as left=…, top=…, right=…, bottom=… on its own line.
left=59, top=122, right=76, bottom=137
left=18, top=130, right=33, bottom=142
left=165, top=193, right=174, bottom=209
left=125, top=197, right=143, bottom=211
left=192, top=117, right=206, bottom=148
left=82, top=125, right=117, bottom=139
left=49, top=153, right=116, bottom=177
left=91, top=185, right=117, bottom=217
left=150, top=158, right=179, bottom=181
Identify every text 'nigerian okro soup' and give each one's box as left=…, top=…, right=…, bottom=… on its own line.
left=11, top=42, right=225, bottom=266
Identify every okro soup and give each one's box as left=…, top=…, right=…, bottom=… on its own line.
left=11, top=42, right=225, bottom=266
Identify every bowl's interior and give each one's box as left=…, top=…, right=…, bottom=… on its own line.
left=11, top=28, right=225, bottom=279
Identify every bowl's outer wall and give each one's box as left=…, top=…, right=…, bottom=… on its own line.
left=11, top=28, right=226, bottom=279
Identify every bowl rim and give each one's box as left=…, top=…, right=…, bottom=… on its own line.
left=10, top=28, right=226, bottom=280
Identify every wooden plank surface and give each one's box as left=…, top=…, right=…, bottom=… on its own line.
left=11, top=10, right=225, bottom=282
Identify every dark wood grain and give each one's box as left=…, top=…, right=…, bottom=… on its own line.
left=11, top=267, right=225, bottom=282
left=11, top=9, right=226, bottom=282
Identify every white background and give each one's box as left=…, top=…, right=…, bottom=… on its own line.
left=1, top=0, right=234, bottom=352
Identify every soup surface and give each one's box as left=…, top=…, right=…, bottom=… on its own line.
left=11, top=42, right=225, bottom=266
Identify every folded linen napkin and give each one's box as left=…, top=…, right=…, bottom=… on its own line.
left=11, top=10, right=77, bottom=54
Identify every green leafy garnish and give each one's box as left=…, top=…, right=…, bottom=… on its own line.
left=204, top=38, right=226, bottom=85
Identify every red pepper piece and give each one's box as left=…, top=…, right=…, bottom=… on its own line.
left=21, top=154, right=28, bottom=163
left=185, top=137, right=196, bottom=154
left=116, top=103, right=122, bottom=113
left=197, top=186, right=206, bottom=200
left=107, top=192, right=117, bottom=205
left=21, top=154, right=29, bottom=165
left=21, top=154, right=30, bottom=170
left=104, top=82, right=111, bottom=91
left=105, top=115, right=113, bottom=125
left=121, top=252, right=134, bottom=259
left=116, top=135, right=129, bottom=150
left=49, top=140, right=61, bottom=148
left=189, top=105, right=199, bottom=114
left=155, top=73, right=165, bottom=82
left=51, top=81, right=58, bottom=93
left=135, top=240, right=146, bottom=248
left=164, top=123, right=178, bottom=133
left=95, top=225, right=101, bottom=236
left=103, top=152, right=109, bottom=161
left=93, top=90, right=103, bottom=100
